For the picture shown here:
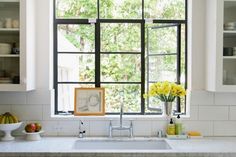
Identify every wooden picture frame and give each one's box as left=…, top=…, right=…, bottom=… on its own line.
left=74, top=88, right=105, bottom=116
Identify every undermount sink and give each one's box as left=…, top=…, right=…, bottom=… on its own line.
left=73, top=139, right=172, bottom=150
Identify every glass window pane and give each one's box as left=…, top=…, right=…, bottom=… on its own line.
left=58, top=54, right=95, bottom=82
left=56, top=0, right=97, bottom=19
left=58, top=24, right=95, bottom=52
left=101, top=84, right=141, bottom=113
left=101, top=54, right=141, bottom=82
left=147, top=24, right=177, bottom=54
left=148, top=55, right=177, bottom=82
left=100, top=0, right=142, bottom=19
left=144, top=0, right=185, bottom=20
left=101, top=23, right=141, bottom=52
left=181, top=24, right=186, bottom=85
left=58, top=84, right=95, bottom=112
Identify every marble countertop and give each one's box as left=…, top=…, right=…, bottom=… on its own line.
left=0, top=137, right=236, bottom=154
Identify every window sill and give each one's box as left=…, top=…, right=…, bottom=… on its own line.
left=49, top=114, right=191, bottom=121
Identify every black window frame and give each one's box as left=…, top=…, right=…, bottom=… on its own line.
left=53, top=0, right=188, bottom=115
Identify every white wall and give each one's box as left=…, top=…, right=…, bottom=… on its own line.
left=0, top=0, right=236, bottom=137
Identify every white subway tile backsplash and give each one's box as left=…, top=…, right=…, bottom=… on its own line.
left=215, top=93, right=236, bottom=106
left=198, top=106, right=229, bottom=120
left=11, top=104, right=43, bottom=121
left=41, top=121, right=58, bottom=136
left=27, top=90, right=51, bottom=105
left=190, top=90, right=214, bottom=105
left=214, top=121, right=236, bottom=136
left=151, top=121, right=167, bottom=137
left=0, top=104, right=11, bottom=114
left=89, top=121, right=109, bottom=137
left=57, top=121, right=80, bottom=136
left=133, top=120, right=152, bottom=137
left=0, top=92, right=27, bottom=105
left=184, top=121, right=213, bottom=136
left=229, top=106, right=236, bottom=120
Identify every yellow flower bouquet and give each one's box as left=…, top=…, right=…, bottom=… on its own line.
left=144, top=81, right=186, bottom=102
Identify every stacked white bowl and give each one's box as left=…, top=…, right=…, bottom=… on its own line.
left=0, top=43, right=11, bottom=54
left=224, top=22, right=236, bottom=30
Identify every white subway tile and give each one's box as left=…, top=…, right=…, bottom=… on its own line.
left=151, top=121, right=167, bottom=137
left=190, top=90, right=214, bottom=105
left=215, top=93, right=236, bottom=105
left=184, top=121, right=213, bottom=136
left=41, top=121, right=58, bottom=136
left=11, top=104, right=43, bottom=121
left=0, top=92, right=27, bottom=105
left=0, top=104, right=11, bottom=114
left=133, top=120, right=152, bottom=137
left=42, top=104, right=53, bottom=121
left=229, top=106, right=236, bottom=120
left=214, top=121, right=236, bottom=136
left=89, top=121, right=110, bottom=137
left=198, top=106, right=229, bottom=120
left=58, top=121, right=89, bottom=136
left=185, top=105, right=198, bottom=121
left=27, top=90, right=51, bottom=105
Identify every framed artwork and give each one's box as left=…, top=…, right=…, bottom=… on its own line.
left=74, top=88, right=105, bottom=116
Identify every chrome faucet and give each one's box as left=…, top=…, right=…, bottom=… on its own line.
left=78, top=120, right=86, bottom=138
left=109, top=101, right=133, bottom=138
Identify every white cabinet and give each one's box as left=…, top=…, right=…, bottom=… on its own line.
left=0, top=0, right=35, bottom=91
left=206, top=0, right=236, bottom=92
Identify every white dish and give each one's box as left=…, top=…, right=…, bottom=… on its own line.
left=0, top=122, right=22, bottom=141
left=0, top=43, right=11, bottom=54
left=22, top=130, right=44, bottom=141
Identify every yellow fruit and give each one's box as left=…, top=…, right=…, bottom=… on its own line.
left=8, top=116, right=14, bottom=124
left=0, top=116, right=5, bottom=124
left=11, top=115, right=18, bottom=123
left=5, top=116, right=9, bottom=124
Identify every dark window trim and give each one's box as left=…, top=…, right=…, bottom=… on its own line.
left=53, top=0, right=188, bottom=115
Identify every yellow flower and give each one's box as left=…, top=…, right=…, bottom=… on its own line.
left=144, top=81, right=186, bottom=102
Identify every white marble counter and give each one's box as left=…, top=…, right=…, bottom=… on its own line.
left=0, top=137, right=236, bottom=157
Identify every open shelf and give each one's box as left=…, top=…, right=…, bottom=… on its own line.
left=224, top=30, right=236, bottom=38
left=0, top=54, right=19, bottom=57
left=0, top=0, right=19, bottom=2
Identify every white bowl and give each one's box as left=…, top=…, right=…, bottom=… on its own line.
left=0, top=122, right=22, bottom=141
left=0, top=43, right=11, bottom=54
left=22, top=130, right=44, bottom=141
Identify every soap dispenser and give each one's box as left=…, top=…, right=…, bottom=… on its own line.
left=175, top=114, right=183, bottom=135
left=167, top=118, right=175, bottom=135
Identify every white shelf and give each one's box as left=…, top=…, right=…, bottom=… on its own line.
left=0, top=0, right=19, bottom=2
left=224, top=30, right=236, bottom=37
left=0, top=28, right=19, bottom=31
left=0, top=54, right=19, bottom=57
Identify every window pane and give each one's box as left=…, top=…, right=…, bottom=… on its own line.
left=58, top=54, right=95, bottom=82
left=58, top=84, right=95, bottom=112
left=147, top=25, right=177, bottom=54
left=100, top=0, right=142, bottom=19
left=101, top=54, right=141, bottom=82
left=144, top=0, right=185, bottom=20
left=181, top=24, right=186, bottom=85
left=101, top=23, right=141, bottom=52
left=148, top=55, right=177, bottom=82
left=101, top=84, right=141, bottom=113
left=58, top=24, right=95, bottom=52
left=56, top=0, right=97, bottom=19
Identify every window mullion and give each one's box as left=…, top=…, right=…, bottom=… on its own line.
left=95, top=21, right=101, bottom=87
left=176, top=24, right=182, bottom=113
left=141, top=21, right=145, bottom=115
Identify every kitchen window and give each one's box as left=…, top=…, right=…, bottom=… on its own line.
left=54, top=0, right=187, bottom=115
